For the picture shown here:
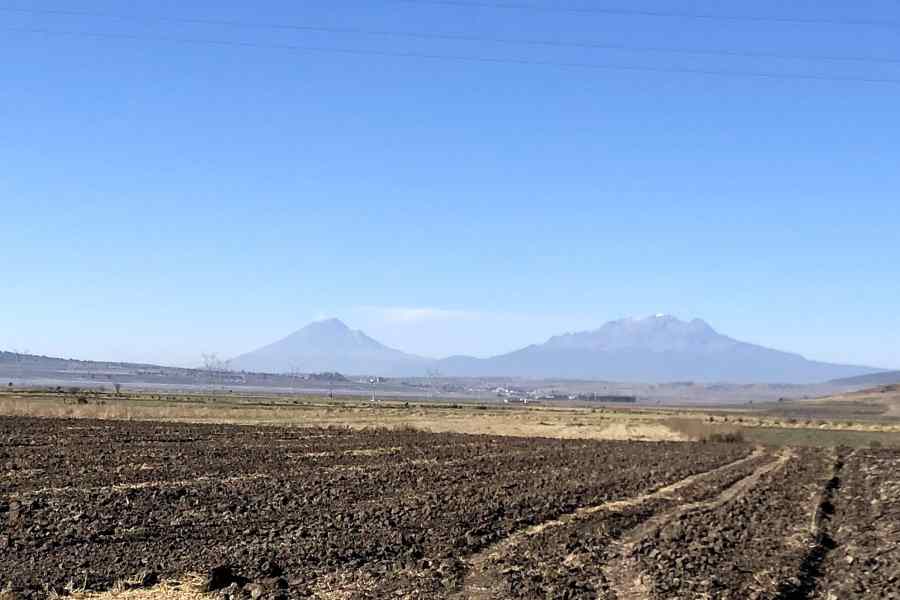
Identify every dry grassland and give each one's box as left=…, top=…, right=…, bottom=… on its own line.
left=1, top=390, right=898, bottom=447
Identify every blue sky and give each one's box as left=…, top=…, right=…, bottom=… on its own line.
left=2, top=0, right=899, bottom=369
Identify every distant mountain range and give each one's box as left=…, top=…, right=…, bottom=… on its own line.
left=231, top=315, right=884, bottom=384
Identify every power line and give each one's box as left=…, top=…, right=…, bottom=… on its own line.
left=388, top=0, right=900, bottom=29
left=7, top=26, right=900, bottom=86
left=2, top=6, right=900, bottom=66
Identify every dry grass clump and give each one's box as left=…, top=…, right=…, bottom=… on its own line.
left=391, top=422, right=432, bottom=434
left=703, top=430, right=746, bottom=444
left=307, top=570, right=380, bottom=599
left=665, top=417, right=746, bottom=443
left=50, top=575, right=210, bottom=600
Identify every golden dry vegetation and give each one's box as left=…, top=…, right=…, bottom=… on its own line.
left=50, top=575, right=208, bottom=600
left=1, top=389, right=898, bottom=447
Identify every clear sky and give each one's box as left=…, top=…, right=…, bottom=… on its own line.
left=2, top=0, right=899, bottom=369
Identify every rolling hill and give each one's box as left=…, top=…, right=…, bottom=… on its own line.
left=829, top=371, right=900, bottom=387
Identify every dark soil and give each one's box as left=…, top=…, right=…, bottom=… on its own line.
left=474, top=451, right=775, bottom=599
left=811, top=449, right=900, bottom=599
left=0, top=416, right=745, bottom=598
left=1, top=417, right=896, bottom=599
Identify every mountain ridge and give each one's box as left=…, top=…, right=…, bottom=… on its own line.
left=230, top=315, right=883, bottom=384
left=828, top=370, right=900, bottom=387
left=230, top=318, right=430, bottom=376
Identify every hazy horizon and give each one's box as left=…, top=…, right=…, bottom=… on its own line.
left=3, top=312, right=896, bottom=372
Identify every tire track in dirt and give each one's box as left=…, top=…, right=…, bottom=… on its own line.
left=600, top=446, right=795, bottom=600
left=454, top=446, right=770, bottom=600
left=772, top=448, right=848, bottom=600
left=7, top=473, right=272, bottom=499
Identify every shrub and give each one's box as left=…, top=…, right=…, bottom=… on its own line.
left=666, top=417, right=747, bottom=444
left=704, top=431, right=746, bottom=444
left=394, top=423, right=429, bottom=433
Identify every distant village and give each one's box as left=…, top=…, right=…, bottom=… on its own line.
left=491, top=386, right=637, bottom=405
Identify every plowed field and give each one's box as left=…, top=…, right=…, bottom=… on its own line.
left=1, top=417, right=897, bottom=599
